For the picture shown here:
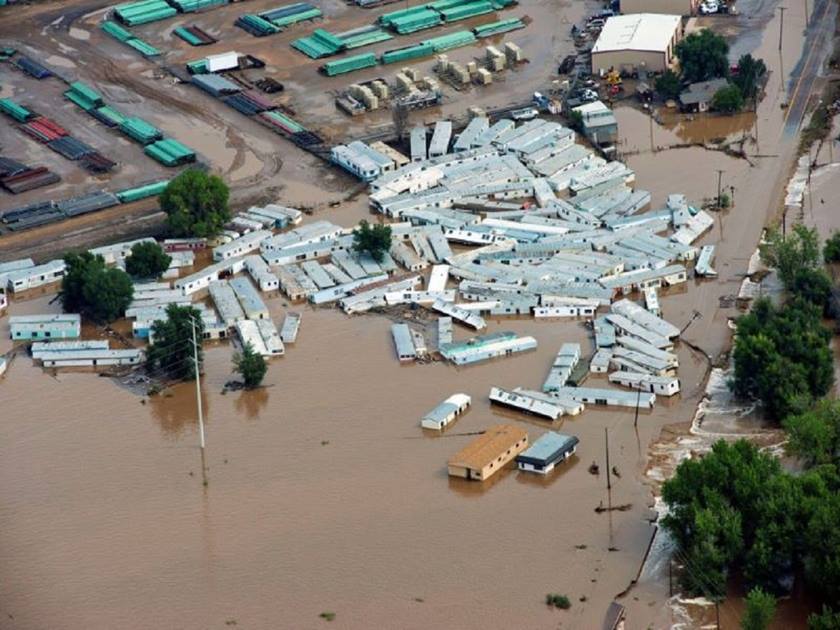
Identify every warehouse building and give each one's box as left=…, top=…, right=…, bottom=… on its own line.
left=516, top=431, right=579, bottom=475
left=590, top=14, right=683, bottom=75
left=621, top=0, right=699, bottom=15
left=447, top=424, right=529, bottom=481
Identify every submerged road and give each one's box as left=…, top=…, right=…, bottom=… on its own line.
left=783, top=0, right=837, bottom=135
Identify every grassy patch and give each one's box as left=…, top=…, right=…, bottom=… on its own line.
left=545, top=593, right=572, bottom=609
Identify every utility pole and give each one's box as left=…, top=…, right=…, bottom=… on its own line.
left=715, top=169, right=724, bottom=209
left=778, top=6, right=786, bottom=51
left=633, top=387, right=641, bottom=429
left=604, top=427, right=611, bottom=491
left=191, top=316, right=207, bottom=484
left=715, top=599, right=721, bottom=629
left=649, top=114, right=654, bottom=153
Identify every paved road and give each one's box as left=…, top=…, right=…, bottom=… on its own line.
left=783, top=0, right=838, bottom=135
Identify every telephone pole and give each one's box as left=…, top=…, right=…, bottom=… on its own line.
left=634, top=387, right=641, bottom=428
left=191, top=316, right=207, bottom=485
left=716, top=169, right=725, bottom=209
left=778, top=6, right=786, bottom=51
left=604, top=427, right=611, bottom=491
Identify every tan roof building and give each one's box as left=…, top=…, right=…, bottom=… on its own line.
left=447, top=424, right=529, bottom=481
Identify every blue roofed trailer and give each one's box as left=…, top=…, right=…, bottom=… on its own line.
left=516, top=431, right=579, bottom=475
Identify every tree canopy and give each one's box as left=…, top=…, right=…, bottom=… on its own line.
left=675, top=30, right=730, bottom=83
left=146, top=304, right=204, bottom=381
left=160, top=169, right=231, bottom=238
left=741, top=587, right=776, bottom=630
left=125, top=241, right=172, bottom=279
left=824, top=231, right=840, bottom=263
left=233, top=342, right=267, bottom=389
left=352, top=220, right=392, bottom=262
left=654, top=69, right=682, bottom=100
left=712, top=84, right=745, bottom=113
left=731, top=297, right=833, bottom=420
left=784, top=400, right=840, bottom=467
left=61, top=251, right=134, bottom=324
left=760, top=224, right=822, bottom=288
left=732, top=54, right=768, bottom=102
left=663, top=439, right=840, bottom=599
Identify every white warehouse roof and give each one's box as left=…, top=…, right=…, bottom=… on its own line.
left=592, top=14, right=681, bottom=54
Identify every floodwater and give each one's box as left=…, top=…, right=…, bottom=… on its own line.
left=1, top=285, right=706, bottom=630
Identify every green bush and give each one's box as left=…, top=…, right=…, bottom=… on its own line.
left=824, top=231, right=840, bottom=263
left=712, top=84, right=745, bottom=113
left=545, top=593, right=571, bottom=609
left=233, top=342, right=267, bottom=388
left=352, top=220, right=392, bottom=262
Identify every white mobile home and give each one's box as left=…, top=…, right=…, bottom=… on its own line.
left=421, top=393, right=471, bottom=430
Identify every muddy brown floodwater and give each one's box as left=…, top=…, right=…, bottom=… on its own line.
left=0, top=281, right=708, bottom=629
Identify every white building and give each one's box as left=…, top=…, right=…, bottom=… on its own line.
left=421, top=393, right=471, bottom=430
left=590, top=14, right=683, bottom=75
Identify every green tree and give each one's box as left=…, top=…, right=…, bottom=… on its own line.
left=655, top=69, right=682, bottom=100
left=146, top=304, right=204, bottom=381
left=823, top=231, right=840, bottom=263
left=712, top=84, right=745, bottom=113
left=61, top=251, right=134, bottom=324
left=732, top=54, right=768, bottom=102
left=784, top=400, right=840, bottom=466
left=809, top=607, right=840, bottom=630
left=760, top=224, right=821, bottom=288
left=160, top=169, right=231, bottom=238
left=567, top=109, right=584, bottom=132
left=741, top=587, right=776, bottom=630
left=233, top=342, right=267, bottom=389
left=125, top=241, right=172, bottom=279
left=675, top=30, right=730, bottom=83
left=790, top=267, right=832, bottom=313
left=352, top=220, right=392, bottom=262
left=732, top=298, right=833, bottom=420
left=804, top=493, right=840, bottom=603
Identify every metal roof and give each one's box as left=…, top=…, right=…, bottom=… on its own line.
left=591, top=14, right=681, bottom=55
left=517, top=431, right=579, bottom=464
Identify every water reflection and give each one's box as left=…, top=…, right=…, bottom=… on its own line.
left=148, top=380, right=211, bottom=439
left=658, top=110, right=757, bottom=145
left=446, top=464, right=515, bottom=497
left=233, top=386, right=270, bottom=420
left=514, top=455, right=579, bottom=488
